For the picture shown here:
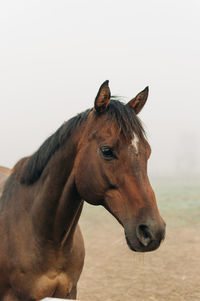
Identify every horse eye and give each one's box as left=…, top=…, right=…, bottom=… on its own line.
left=100, top=146, right=115, bottom=159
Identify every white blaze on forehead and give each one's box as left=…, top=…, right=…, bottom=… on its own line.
left=131, top=133, right=139, bottom=153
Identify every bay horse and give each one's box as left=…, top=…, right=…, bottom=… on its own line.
left=0, top=81, right=165, bottom=300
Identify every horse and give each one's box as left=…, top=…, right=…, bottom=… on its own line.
left=0, top=81, right=165, bottom=300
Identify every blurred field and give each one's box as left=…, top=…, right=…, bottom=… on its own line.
left=78, top=177, right=200, bottom=301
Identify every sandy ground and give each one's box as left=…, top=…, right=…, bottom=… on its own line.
left=78, top=178, right=200, bottom=301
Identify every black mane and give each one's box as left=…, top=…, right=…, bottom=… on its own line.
left=14, top=109, right=92, bottom=185
left=14, top=99, right=145, bottom=185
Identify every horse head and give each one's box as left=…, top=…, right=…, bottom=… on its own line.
left=74, top=81, right=165, bottom=252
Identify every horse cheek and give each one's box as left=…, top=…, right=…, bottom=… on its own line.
left=74, top=152, right=104, bottom=204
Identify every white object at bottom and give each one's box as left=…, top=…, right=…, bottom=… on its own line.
left=41, top=298, right=77, bottom=301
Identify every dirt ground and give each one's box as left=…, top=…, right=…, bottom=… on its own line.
left=77, top=178, right=200, bottom=301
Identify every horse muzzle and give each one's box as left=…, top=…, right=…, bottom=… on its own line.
left=124, top=219, right=166, bottom=252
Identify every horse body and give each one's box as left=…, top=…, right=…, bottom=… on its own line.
left=0, top=162, right=85, bottom=300
left=0, top=137, right=85, bottom=300
left=0, top=81, right=165, bottom=300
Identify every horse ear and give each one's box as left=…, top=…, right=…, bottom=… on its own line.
left=127, top=86, right=149, bottom=114
left=94, top=80, right=111, bottom=113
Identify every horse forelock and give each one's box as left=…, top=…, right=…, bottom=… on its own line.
left=105, top=98, right=146, bottom=141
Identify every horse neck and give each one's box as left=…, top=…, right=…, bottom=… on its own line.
left=31, top=132, right=83, bottom=245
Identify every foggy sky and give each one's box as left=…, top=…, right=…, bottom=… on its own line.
left=0, top=0, right=199, bottom=177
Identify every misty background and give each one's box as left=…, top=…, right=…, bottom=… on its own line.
left=0, top=0, right=199, bottom=177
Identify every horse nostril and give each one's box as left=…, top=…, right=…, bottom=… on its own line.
left=136, top=224, right=152, bottom=247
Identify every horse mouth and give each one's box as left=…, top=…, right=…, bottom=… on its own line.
left=125, top=235, right=137, bottom=252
